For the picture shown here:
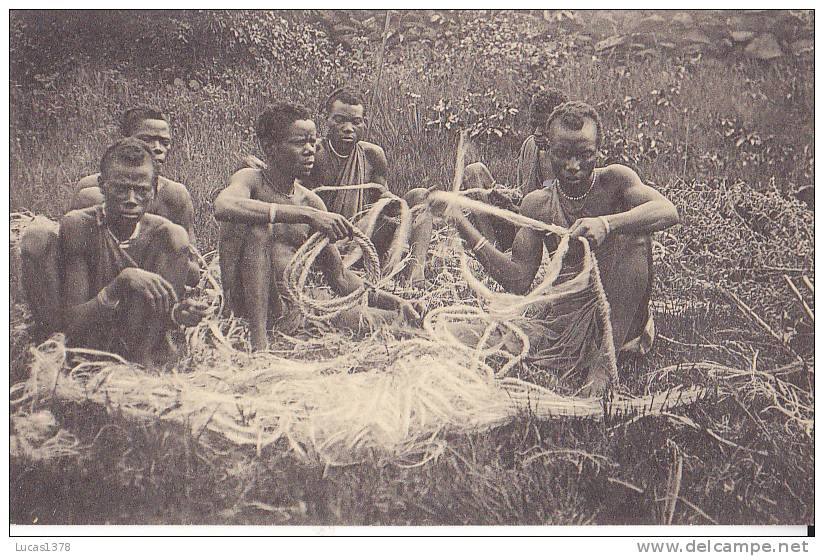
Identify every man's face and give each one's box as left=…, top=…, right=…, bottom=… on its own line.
left=546, top=118, right=599, bottom=188
left=531, top=112, right=550, bottom=136
left=100, top=157, right=156, bottom=223
left=131, top=119, right=172, bottom=164
left=265, top=119, right=318, bottom=179
left=327, top=100, right=366, bottom=149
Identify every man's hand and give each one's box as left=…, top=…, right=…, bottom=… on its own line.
left=114, top=267, right=178, bottom=315
left=172, top=298, right=210, bottom=327
left=307, top=208, right=353, bottom=242
left=396, top=299, right=422, bottom=324
left=428, top=196, right=462, bottom=222
left=569, top=216, right=610, bottom=247
left=370, top=182, right=389, bottom=196
left=487, top=188, right=521, bottom=212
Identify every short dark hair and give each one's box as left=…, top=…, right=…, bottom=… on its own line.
left=255, top=102, right=313, bottom=146
left=545, top=100, right=603, bottom=149
left=100, top=138, right=159, bottom=190
left=121, top=107, right=168, bottom=137
left=530, top=88, right=569, bottom=128
left=324, top=87, right=365, bottom=114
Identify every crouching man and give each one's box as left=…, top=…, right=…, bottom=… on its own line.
left=215, top=102, right=419, bottom=351
left=433, top=101, right=679, bottom=395
left=56, top=138, right=207, bottom=365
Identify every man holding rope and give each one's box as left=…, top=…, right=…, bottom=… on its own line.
left=216, top=102, right=420, bottom=350
left=461, top=88, right=570, bottom=251
left=56, top=138, right=207, bottom=365
left=433, top=101, right=679, bottom=394
left=304, top=88, right=433, bottom=286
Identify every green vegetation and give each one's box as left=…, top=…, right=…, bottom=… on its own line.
left=10, top=10, right=813, bottom=525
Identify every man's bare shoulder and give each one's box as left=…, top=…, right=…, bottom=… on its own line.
left=140, top=212, right=173, bottom=230
left=360, top=141, right=387, bottom=163
left=227, top=167, right=264, bottom=191
left=157, top=176, right=193, bottom=202
left=140, top=212, right=188, bottom=243
left=295, top=182, right=327, bottom=211
left=59, top=207, right=99, bottom=250
left=519, top=188, right=552, bottom=218
left=77, top=173, right=100, bottom=190
left=600, top=163, right=643, bottom=186
left=71, top=186, right=105, bottom=211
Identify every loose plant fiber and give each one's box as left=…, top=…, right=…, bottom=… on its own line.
left=12, top=332, right=710, bottom=467
left=11, top=202, right=713, bottom=466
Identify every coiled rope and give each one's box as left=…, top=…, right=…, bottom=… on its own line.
left=283, top=225, right=382, bottom=322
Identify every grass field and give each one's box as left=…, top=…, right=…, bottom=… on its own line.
left=9, top=11, right=814, bottom=525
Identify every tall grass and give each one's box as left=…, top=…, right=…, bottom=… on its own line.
left=9, top=34, right=814, bottom=525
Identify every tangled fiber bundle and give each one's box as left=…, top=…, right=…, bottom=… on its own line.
left=10, top=193, right=711, bottom=466
left=425, top=191, right=618, bottom=387
left=10, top=409, right=81, bottom=462
left=12, top=332, right=709, bottom=466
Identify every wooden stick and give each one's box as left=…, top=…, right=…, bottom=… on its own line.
left=451, top=129, right=469, bottom=192
left=720, top=287, right=805, bottom=364
left=801, top=275, right=814, bottom=295
left=663, top=440, right=683, bottom=525
left=366, top=10, right=392, bottom=138
left=722, top=288, right=784, bottom=344
left=784, top=274, right=814, bottom=323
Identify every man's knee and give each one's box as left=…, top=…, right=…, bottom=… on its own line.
left=158, top=222, right=191, bottom=253
left=20, top=225, right=58, bottom=261
left=403, top=187, right=429, bottom=207
left=463, top=162, right=495, bottom=190
left=247, top=223, right=272, bottom=242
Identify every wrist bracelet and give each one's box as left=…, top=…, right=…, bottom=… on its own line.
left=598, top=215, right=611, bottom=236
left=472, top=237, right=489, bottom=253
left=170, top=302, right=183, bottom=327
left=96, top=285, right=120, bottom=311
left=268, top=203, right=278, bottom=224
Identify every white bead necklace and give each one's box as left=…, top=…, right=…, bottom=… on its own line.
left=557, top=170, right=598, bottom=202
left=328, top=140, right=352, bottom=159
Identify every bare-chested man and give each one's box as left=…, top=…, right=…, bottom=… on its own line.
left=461, top=88, right=570, bottom=251
left=55, top=138, right=206, bottom=364
left=72, top=107, right=199, bottom=284
left=303, top=88, right=433, bottom=286
left=434, top=101, right=679, bottom=394
left=215, top=102, right=419, bottom=350
left=20, top=109, right=200, bottom=335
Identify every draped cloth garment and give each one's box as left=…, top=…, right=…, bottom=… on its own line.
left=316, top=139, right=369, bottom=221
left=515, top=135, right=543, bottom=196
left=537, top=180, right=655, bottom=357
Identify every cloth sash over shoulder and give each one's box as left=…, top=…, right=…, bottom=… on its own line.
left=319, top=139, right=368, bottom=220
left=516, top=136, right=542, bottom=196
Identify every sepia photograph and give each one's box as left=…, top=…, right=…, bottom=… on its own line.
left=7, top=8, right=814, bottom=531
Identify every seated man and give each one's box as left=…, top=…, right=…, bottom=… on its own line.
left=71, top=107, right=200, bottom=285
left=434, top=101, right=679, bottom=394
left=20, top=109, right=199, bottom=335
left=215, top=102, right=419, bottom=351
left=50, top=139, right=205, bottom=365
left=303, top=88, right=432, bottom=286
left=461, top=88, right=569, bottom=251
